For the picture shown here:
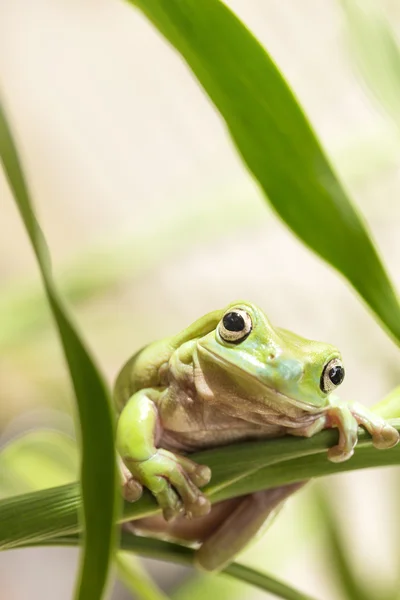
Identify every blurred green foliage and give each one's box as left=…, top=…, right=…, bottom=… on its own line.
left=1, top=1, right=400, bottom=599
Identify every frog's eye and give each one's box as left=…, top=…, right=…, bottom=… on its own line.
left=320, top=358, right=345, bottom=393
left=218, top=309, right=252, bottom=343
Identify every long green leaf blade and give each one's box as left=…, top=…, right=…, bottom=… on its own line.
left=128, top=0, right=400, bottom=344
left=116, top=553, right=170, bottom=600
left=313, top=486, right=376, bottom=600
left=1, top=422, right=399, bottom=551
left=341, top=0, right=400, bottom=129
left=0, top=100, right=118, bottom=599
left=42, top=533, right=320, bottom=600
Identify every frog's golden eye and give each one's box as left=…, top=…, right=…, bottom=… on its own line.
left=320, top=358, right=345, bottom=393
left=219, top=309, right=252, bottom=343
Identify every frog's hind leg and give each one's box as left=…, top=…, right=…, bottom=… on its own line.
left=195, top=482, right=306, bottom=572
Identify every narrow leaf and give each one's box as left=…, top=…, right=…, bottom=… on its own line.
left=0, top=422, right=399, bottom=551
left=127, top=0, right=400, bottom=344
left=0, top=431, right=78, bottom=499
left=211, top=423, right=400, bottom=503
left=313, top=486, right=376, bottom=600
left=116, top=553, right=170, bottom=600
left=0, top=100, right=118, bottom=600
left=341, top=0, right=400, bottom=129
left=41, top=533, right=320, bottom=600
left=372, top=386, right=400, bottom=419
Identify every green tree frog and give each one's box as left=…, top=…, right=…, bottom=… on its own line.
left=114, top=301, right=399, bottom=571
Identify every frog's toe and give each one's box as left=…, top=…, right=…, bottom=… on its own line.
left=185, top=494, right=211, bottom=519
left=371, top=423, right=399, bottom=449
left=166, top=464, right=211, bottom=518
left=155, top=482, right=184, bottom=522
left=164, top=451, right=211, bottom=487
left=327, top=445, right=354, bottom=463
left=191, top=464, right=212, bottom=487
left=119, top=459, right=143, bottom=502
left=123, top=477, right=143, bottom=503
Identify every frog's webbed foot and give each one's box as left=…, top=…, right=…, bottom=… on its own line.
left=326, top=399, right=399, bottom=463
left=350, top=404, right=399, bottom=450
left=128, top=449, right=211, bottom=522
left=117, top=390, right=211, bottom=521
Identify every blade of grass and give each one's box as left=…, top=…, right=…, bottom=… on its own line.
left=0, top=99, right=118, bottom=599
left=340, top=0, right=400, bottom=130
left=127, top=0, right=400, bottom=345
left=0, top=430, right=78, bottom=499
left=39, top=532, right=320, bottom=600
left=2, top=123, right=399, bottom=352
left=0, top=421, right=399, bottom=551
left=313, top=485, right=377, bottom=600
left=0, top=431, right=171, bottom=600
left=371, top=386, right=400, bottom=419
left=170, top=571, right=240, bottom=600
left=211, top=422, right=400, bottom=503
left=116, top=552, right=170, bottom=600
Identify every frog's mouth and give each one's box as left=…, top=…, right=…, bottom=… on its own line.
left=197, top=344, right=325, bottom=414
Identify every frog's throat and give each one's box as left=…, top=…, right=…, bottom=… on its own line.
left=197, top=345, right=324, bottom=415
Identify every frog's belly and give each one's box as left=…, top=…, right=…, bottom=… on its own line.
left=159, top=422, right=286, bottom=453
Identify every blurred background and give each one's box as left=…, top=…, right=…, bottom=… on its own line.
left=1, top=0, right=400, bottom=598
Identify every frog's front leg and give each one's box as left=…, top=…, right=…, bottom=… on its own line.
left=117, top=388, right=211, bottom=521
left=291, top=398, right=399, bottom=462
left=326, top=398, right=399, bottom=462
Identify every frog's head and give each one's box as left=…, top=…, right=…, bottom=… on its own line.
left=196, top=301, right=345, bottom=416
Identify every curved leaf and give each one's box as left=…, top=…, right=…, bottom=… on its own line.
left=1, top=421, right=399, bottom=551
left=0, top=100, right=118, bottom=600
left=313, top=486, right=377, bottom=600
left=341, top=0, right=400, bottom=130
left=116, top=553, right=170, bottom=600
left=128, top=0, right=400, bottom=344
left=40, top=533, right=320, bottom=600
left=0, top=430, right=78, bottom=498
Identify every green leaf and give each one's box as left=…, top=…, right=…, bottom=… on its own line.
left=341, top=0, right=400, bottom=130
left=127, top=0, right=400, bottom=344
left=0, top=430, right=78, bottom=499
left=0, top=420, right=399, bottom=551
left=118, top=534, right=320, bottom=600
left=40, top=533, right=320, bottom=600
left=0, top=101, right=118, bottom=599
left=0, top=430, right=170, bottom=600
left=211, top=423, right=400, bottom=503
left=313, top=486, right=377, bottom=600
left=116, top=553, right=170, bottom=600
left=372, top=386, right=400, bottom=419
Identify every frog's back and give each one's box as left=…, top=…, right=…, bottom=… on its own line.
left=113, top=308, right=223, bottom=413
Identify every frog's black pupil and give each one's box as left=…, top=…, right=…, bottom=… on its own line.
left=223, top=312, right=245, bottom=332
left=329, top=365, right=345, bottom=386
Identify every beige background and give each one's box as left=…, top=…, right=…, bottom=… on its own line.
left=1, top=1, right=400, bottom=598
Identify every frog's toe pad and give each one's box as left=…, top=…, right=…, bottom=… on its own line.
left=372, top=424, right=399, bottom=449
left=123, top=478, right=143, bottom=503
left=185, top=495, right=211, bottom=519
left=163, top=503, right=184, bottom=522
left=327, top=445, right=354, bottom=463
left=191, top=465, right=212, bottom=487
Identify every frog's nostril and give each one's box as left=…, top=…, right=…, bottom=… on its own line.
left=268, top=353, right=276, bottom=360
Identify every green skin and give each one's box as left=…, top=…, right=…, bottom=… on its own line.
left=114, top=301, right=399, bottom=571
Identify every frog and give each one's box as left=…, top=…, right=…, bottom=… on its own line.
left=114, top=300, right=399, bottom=571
